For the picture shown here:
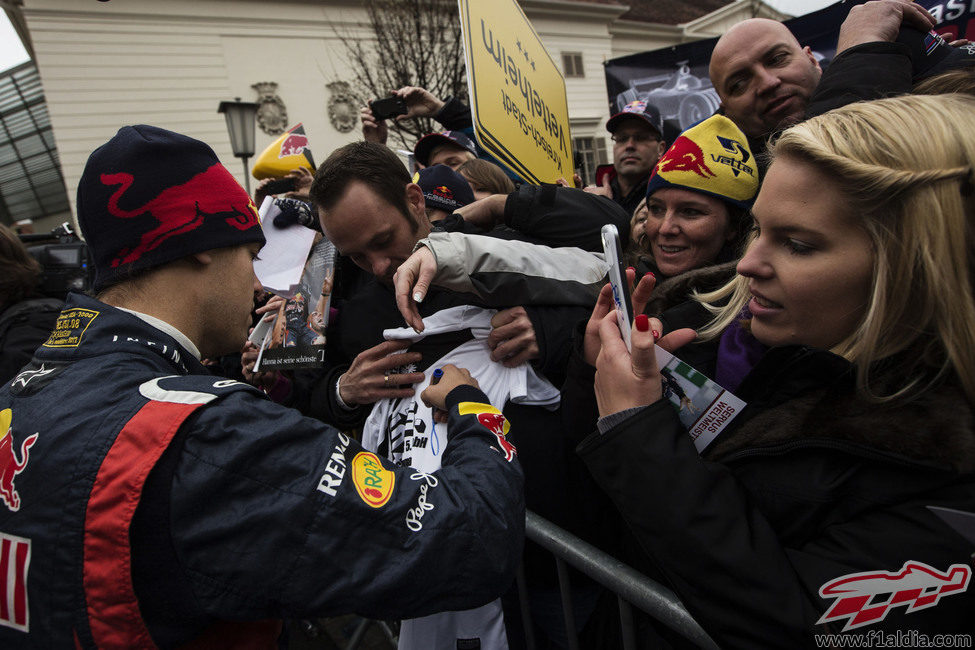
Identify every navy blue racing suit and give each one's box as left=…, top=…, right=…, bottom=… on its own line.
left=0, top=293, right=524, bottom=648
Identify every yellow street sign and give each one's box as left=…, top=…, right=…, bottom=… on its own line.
left=458, top=0, right=574, bottom=184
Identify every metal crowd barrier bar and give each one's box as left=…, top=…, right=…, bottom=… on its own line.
left=523, top=510, right=720, bottom=650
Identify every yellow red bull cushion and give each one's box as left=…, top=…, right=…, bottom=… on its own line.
left=251, top=123, right=316, bottom=180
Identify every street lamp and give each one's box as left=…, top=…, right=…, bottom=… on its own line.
left=217, top=97, right=259, bottom=195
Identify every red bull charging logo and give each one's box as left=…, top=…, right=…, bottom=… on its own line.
left=817, top=560, right=970, bottom=631
left=101, top=164, right=259, bottom=267
left=657, top=136, right=716, bottom=179
left=0, top=409, right=38, bottom=513
left=458, top=403, right=516, bottom=462
left=279, top=132, right=309, bottom=159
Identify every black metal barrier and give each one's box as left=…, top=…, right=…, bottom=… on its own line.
left=521, top=511, right=720, bottom=650
left=335, top=510, right=719, bottom=650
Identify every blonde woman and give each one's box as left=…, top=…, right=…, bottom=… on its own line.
left=577, top=94, right=975, bottom=645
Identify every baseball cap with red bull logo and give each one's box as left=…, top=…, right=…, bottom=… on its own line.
left=412, top=164, right=475, bottom=212
left=646, top=114, right=759, bottom=209
left=606, top=100, right=664, bottom=140
left=77, top=125, right=265, bottom=291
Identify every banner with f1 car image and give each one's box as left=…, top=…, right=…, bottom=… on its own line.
left=603, top=0, right=975, bottom=142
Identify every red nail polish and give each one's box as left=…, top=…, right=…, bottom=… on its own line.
left=627, top=266, right=635, bottom=273
left=652, top=330, right=660, bottom=341
left=646, top=271, right=655, bottom=279
left=635, top=314, right=650, bottom=332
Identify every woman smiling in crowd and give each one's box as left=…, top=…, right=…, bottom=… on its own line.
left=629, top=114, right=758, bottom=316
left=577, top=93, right=975, bottom=647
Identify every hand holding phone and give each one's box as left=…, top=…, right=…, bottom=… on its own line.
left=369, top=96, right=409, bottom=121
left=601, top=224, right=634, bottom=352
left=262, top=176, right=297, bottom=196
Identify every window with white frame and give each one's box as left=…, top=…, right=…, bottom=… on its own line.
left=573, top=136, right=608, bottom=186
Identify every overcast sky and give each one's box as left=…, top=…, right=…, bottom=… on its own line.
left=767, top=0, right=837, bottom=17
left=0, top=1, right=839, bottom=73
left=0, top=14, right=29, bottom=73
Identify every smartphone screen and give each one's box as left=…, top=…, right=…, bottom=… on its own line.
left=601, top=224, right=633, bottom=352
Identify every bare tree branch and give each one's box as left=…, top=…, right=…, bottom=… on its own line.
left=333, top=0, right=468, bottom=150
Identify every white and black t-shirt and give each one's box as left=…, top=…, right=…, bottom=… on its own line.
left=362, top=305, right=559, bottom=650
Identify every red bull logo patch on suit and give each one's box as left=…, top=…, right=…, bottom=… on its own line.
left=458, top=403, right=516, bottom=462
left=817, top=560, right=970, bottom=631
left=351, top=452, right=395, bottom=508
left=0, top=410, right=37, bottom=513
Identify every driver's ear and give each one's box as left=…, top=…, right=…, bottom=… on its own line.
left=191, top=251, right=214, bottom=266
left=405, top=183, right=425, bottom=217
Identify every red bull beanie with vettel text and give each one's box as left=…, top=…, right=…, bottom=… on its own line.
left=646, top=114, right=759, bottom=209
left=77, top=125, right=265, bottom=291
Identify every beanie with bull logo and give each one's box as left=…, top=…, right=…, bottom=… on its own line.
left=77, top=124, right=265, bottom=291
left=646, top=114, right=759, bottom=209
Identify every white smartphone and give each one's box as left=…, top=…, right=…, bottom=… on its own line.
left=248, top=312, right=277, bottom=346
left=601, top=224, right=634, bottom=352
left=249, top=313, right=278, bottom=374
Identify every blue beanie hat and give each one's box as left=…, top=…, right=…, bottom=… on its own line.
left=413, top=164, right=475, bottom=212
left=77, top=125, right=265, bottom=291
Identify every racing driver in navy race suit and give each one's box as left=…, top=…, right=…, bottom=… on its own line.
left=0, top=125, right=524, bottom=648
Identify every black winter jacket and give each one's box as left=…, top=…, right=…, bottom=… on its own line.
left=572, top=308, right=975, bottom=648
left=309, top=184, right=630, bottom=430
left=0, top=296, right=62, bottom=384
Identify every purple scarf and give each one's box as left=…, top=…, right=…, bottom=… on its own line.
left=715, top=306, right=767, bottom=392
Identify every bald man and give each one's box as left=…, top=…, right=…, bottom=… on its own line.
left=708, top=18, right=821, bottom=140
left=709, top=1, right=938, bottom=141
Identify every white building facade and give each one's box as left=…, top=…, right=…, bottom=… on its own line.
left=8, top=0, right=787, bottom=221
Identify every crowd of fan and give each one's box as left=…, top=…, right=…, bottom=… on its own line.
left=3, top=0, right=975, bottom=648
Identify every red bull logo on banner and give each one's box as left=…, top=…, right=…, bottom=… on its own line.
left=657, top=136, right=716, bottom=179
left=0, top=410, right=38, bottom=513
left=817, top=560, right=970, bottom=631
left=101, top=164, right=259, bottom=267
left=458, top=403, right=516, bottom=462
left=351, top=452, right=395, bottom=508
